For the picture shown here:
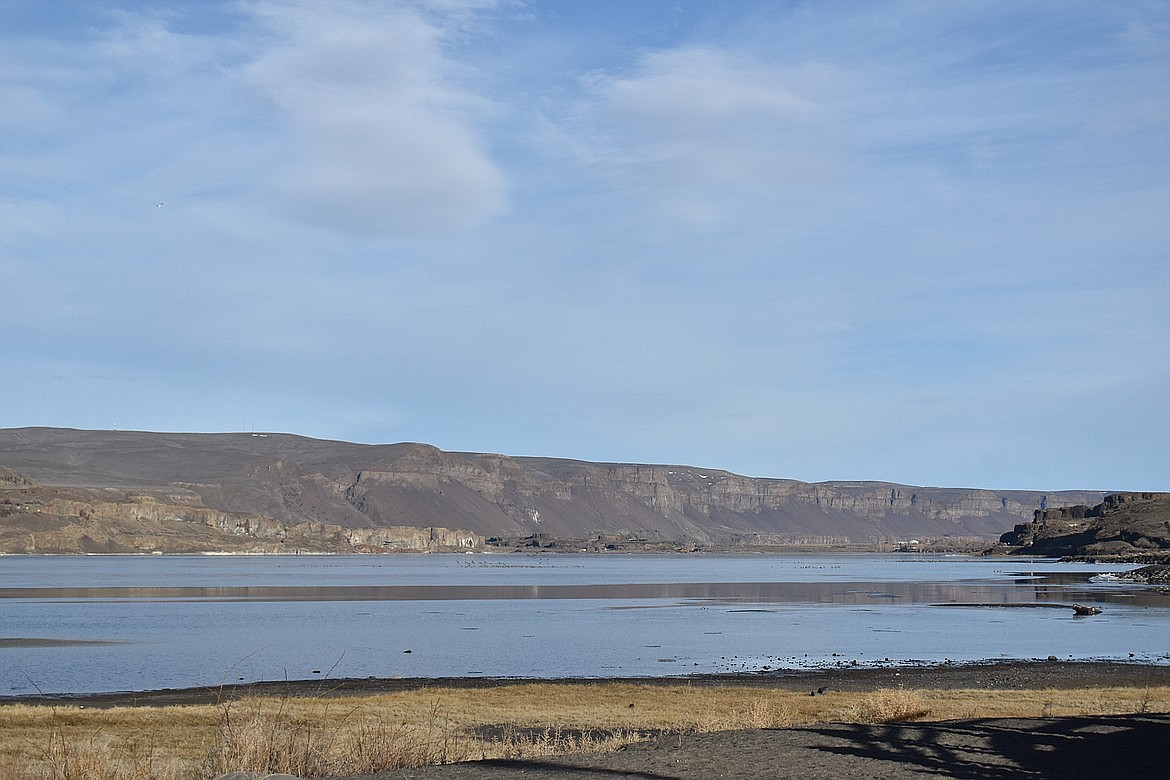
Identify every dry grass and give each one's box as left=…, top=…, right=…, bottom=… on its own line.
left=202, top=696, right=479, bottom=777
left=1, top=683, right=1167, bottom=779
left=843, top=686, right=931, bottom=723
left=0, top=703, right=214, bottom=780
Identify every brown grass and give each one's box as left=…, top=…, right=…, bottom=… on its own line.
left=202, top=696, right=479, bottom=777
left=843, top=686, right=931, bottom=723
left=1, top=684, right=1166, bottom=779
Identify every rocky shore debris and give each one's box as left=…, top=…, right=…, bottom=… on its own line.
left=1117, top=564, right=1170, bottom=585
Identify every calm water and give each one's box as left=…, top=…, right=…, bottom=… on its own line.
left=1, top=553, right=1167, bottom=695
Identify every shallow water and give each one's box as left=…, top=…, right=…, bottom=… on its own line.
left=1, top=553, right=1166, bottom=695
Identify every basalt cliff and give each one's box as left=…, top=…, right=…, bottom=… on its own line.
left=0, top=427, right=1108, bottom=554
left=993, top=492, right=1170, bottom=562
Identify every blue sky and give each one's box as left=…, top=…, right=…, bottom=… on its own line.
left=2, top=1, right=1167, bottom=491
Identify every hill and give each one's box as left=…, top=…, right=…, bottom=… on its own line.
left=993, top=492, right=1170, bottom=562
left=0, top=427, right=1107, bottom=554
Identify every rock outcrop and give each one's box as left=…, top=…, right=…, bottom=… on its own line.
left=0, top=465, right=35, bottom=489
left=1119, top=564, right=1170, bottom=584
left=0, top=427, right=1113, bottom=554
left=0, top=476, right=481, bottom=555
left=993, top=492, right=1170, bottom=560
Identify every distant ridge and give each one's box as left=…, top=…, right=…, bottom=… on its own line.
left=0, top=427, right=1108, bottom=554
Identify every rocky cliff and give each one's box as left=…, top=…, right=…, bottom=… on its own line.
left=0, top=427, right=1111, bottom=554
left=0, top=477, right=480, bottom=555
left=993, top=492, right=1170, bottom=561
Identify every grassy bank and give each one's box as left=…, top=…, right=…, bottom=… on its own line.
left=2, top=682, right=1167, bottom=779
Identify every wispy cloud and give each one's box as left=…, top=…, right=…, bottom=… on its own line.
left=564, top=46, right=846, bottom=230
left=242, top=0, right=507, bottom=237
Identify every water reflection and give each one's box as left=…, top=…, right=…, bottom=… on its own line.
left=1, top=575, right=1162, bottom=607
left=0, top=638, right=127, bottom=648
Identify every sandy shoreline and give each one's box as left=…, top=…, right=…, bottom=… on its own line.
left=8, top=659, right=1170, bottom=709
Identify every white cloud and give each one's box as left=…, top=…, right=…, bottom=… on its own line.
left=594, top=48, right=817, bottom=128
left=241, top=1, right=507, bottom=237
left=567, top=46, right=847, bottom=229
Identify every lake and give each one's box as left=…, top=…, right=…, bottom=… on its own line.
left=1, top=553, right=1167, bottom=696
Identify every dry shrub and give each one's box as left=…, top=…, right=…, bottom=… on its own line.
left=203, top=694, right=645, bottom=777
left=485, top=724, right=645, bottom=761
left=742, top=696, right=796, bottom=729
left=331, top=715, right=447, bottom=773
left=1138, top=687, right=1155, bottom=714
left=847, top=687, right=931, bottom=723
left=329, top=703, right=477, bottom=774
left=203, top=696, right=475, bottom=778
left=11, top=706, right=188, bottom=780
left=204, top=696, right=327, bottom=777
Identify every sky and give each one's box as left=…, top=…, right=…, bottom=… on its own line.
left=2, top=1, right=1167, bottom=491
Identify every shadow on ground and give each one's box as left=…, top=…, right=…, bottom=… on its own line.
left=347, top=713, right=1170, bottom=779
left=806, top=713, right=1169, bottom=779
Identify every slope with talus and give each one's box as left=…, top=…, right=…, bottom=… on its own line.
left=0, top=427, right=1109, bottom=553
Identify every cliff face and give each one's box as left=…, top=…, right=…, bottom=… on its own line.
left=0, top=427, right=1110, bottom=553
left=0, top=478, right=481, bottom=555
left=995, top=492, right=1170, bottom=559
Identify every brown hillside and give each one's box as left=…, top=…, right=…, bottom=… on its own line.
left=0, top=427, right=1109, bottom=554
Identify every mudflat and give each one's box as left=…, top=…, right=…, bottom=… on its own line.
left=21, top=659, right=1170, bottom=708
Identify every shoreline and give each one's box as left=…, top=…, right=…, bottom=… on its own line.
left=8, top=659, right=1170, bottom=709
